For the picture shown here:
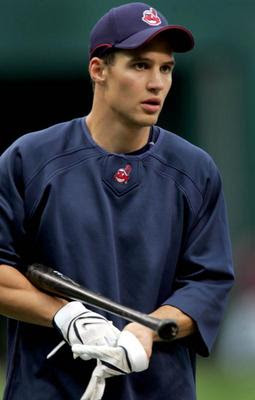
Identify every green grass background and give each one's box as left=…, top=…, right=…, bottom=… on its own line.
left=0, top=369, right=4, bottom=399
left=1, top=360, right=254, bottom=399
left=196, top=360, right=255, bottom=400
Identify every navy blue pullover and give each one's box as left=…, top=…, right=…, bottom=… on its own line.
left=0, top=117, right=234, bottom=400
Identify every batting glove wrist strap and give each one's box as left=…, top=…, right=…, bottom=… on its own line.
left=54, top=301, right=87, bottom=336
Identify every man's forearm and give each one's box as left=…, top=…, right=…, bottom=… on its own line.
left=124, top=304, right=197, bottom=358
left=0, top=264, right=66, bottom=326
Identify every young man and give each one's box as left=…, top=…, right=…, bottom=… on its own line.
left=0, top=3, right=234, bottom=400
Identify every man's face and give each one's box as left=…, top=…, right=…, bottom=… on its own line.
left=101, top=37, right=175, bottom=128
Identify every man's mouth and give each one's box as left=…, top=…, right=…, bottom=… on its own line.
left=141, top=98, right=161, bottom=113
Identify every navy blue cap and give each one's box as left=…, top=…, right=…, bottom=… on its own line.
left=89, top=2, right=194, bottom=59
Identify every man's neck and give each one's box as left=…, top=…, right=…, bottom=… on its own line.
left=86, top=112, right=151, bottom=154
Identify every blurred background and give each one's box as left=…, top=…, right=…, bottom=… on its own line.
left=0, top=1, right=254, bottom=398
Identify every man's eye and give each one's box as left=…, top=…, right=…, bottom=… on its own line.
left=134, top=63, right=147, bottom=70
left=161, top=65, right=172, bottom=73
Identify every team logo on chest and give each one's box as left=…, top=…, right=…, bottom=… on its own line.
left=114, top=164, right=132, bottom=184
left=142, top=8, right=161, bottom=26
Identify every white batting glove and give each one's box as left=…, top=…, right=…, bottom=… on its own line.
left=47, top=301, right=120, bottom=359
left=72, top=330, right=149, bottom=400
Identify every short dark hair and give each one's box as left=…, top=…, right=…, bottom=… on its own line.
left=101, top=49, right=118, bottom=65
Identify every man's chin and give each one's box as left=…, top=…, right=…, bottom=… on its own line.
left=134, top=112, right=159, bottom=127
left=140, top=115, right=159, bottom=127
left=121, top=112, right=159, bottom=129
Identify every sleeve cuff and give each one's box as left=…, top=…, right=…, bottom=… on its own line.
left=162, top=298, right=212, bottom=357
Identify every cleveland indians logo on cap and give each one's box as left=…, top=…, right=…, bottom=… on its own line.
left=114, top=164, right=132, bottom=184
left=142, top=7, right=161, bottom=26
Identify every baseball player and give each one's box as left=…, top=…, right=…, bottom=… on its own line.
left=0, top=3, right=234, bottom=400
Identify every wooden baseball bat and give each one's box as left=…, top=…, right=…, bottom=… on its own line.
left=26, top=263, right=178, bottom=340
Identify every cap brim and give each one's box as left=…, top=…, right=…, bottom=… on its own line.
left=115, top=25, right=194, bottom=53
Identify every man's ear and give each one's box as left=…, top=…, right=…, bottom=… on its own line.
left=89, top=57, right=107, bottom=86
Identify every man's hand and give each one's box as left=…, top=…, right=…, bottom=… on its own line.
left=72, top=330, right=149, bottom=400
left=50, top=301, right=120, bottom=359
left=123, top=322, right=155, bottom=358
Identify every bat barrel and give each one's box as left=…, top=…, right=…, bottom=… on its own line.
left=26, top=264, right=178, bottom=340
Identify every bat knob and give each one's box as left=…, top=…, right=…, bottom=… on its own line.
left=157, top=319, right=179, bottom=340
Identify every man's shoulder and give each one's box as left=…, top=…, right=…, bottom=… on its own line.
left=155, top=127, right=219, bottom=179
left=1, top=117, right=87, bottom=172
left=150, top=127, right=221, bottom=204
left=157, top=127, right=212, bottom=162
left=9, top=117, right=84, bottom=155
left=0, top=117, right=92, bottom=191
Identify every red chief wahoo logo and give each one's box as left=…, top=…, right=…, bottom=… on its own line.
left=114, top=164, right=132, bottom=184
left=142, top=8, right=161, bottom=26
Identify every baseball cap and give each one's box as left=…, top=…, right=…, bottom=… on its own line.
left=89, top=2, right=194, bottom=59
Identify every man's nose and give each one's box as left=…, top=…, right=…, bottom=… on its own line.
left=146, top=69, right=165, bottom=92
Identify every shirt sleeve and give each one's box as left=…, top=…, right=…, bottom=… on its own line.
left=163, top=161, right=234, bottom=356
left=0, top=144, right=27, bottom=269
